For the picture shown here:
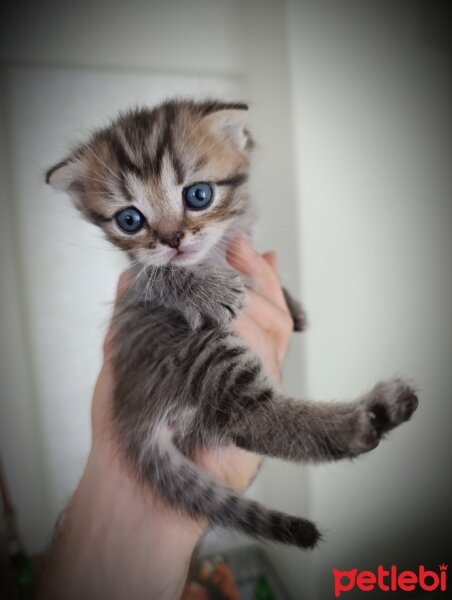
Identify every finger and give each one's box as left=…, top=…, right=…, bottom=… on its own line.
left=234, top=311, right=282, bottom=382
left=227, top=238, right=288, bottom=312
left=262, top=251, right=278, bottom=273
left=234, top=309, right=266, bottom=344
left=251, top=256, right=288, bottom=313
left=226, top=236, right=262, bottom=277
left=244, top=288, right=293, bottom=338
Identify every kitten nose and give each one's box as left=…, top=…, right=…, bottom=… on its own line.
left=160, top=230, right=185, bottom=249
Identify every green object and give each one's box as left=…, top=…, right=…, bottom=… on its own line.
left=12, top=551, right=36, bottom=599
left=254, top=575, right=276, bottom=600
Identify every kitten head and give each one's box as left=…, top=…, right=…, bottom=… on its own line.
left=46, top=99, right=254, bottom=267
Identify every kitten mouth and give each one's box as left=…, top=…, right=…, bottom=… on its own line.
left=169, top=247, right=198, bottom=265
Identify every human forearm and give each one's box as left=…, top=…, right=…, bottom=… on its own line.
left=39, top=445, right=202, bottom=600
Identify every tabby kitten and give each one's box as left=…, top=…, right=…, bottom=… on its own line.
left=46, top=99, right=418, bottom=548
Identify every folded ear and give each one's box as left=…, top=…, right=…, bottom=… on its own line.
left=202, top=103, right=252, bottom=152
left=45, top=157, right=81, bottom=193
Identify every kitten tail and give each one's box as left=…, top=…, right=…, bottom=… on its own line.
left=135, top=431, right=320, bottom=549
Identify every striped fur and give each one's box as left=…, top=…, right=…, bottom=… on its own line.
left=46, top=98, right=418, bottom=548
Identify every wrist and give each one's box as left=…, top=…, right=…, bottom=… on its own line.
left=41, top=444, right=204, bottom=600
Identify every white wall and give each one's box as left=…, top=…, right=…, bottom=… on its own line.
left=287, top=0, right=452, bottom=597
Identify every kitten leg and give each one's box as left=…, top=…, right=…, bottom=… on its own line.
left=130, top=424, right=320, bottom=549
left=187, top=338, right=418, bottom=462
left=282, top=287, right=307, bottom=332
left=152, top=265, right=246, bottom=329
left=230, top=378, right=418, bottom=461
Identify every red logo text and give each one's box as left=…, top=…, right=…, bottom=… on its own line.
left=333, top=564, right=447, bottom=597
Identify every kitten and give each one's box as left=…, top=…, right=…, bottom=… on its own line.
left=46, top=99, right=418, bottom=548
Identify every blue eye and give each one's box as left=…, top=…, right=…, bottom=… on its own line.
left=115, top=207, right=145, bottom=233
left=184, top=183, right=213, bottom=210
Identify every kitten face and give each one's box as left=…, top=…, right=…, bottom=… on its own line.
left=46, top=100, right=253, bottom=267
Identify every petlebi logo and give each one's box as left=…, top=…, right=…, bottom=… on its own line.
left=333, top=563, right=447, bottom=597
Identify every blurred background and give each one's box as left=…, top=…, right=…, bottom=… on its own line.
left=0, top=1, right=451, bottom=598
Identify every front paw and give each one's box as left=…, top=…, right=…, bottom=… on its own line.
left=204, top=278, right=246, bottom=325
left=353, top=378, right=418, bottom=453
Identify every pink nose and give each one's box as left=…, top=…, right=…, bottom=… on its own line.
left=159, top=230, right=184, bottom=249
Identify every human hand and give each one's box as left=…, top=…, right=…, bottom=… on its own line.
left=39, top=238, right=294, bottom=600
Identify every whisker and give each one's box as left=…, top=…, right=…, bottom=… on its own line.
left=82, top=145, right=121, bottom=182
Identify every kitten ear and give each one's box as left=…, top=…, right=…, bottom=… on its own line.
left=45, top=157, right=82, bottom=193
left=203, top=105, right=252, bottom=152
